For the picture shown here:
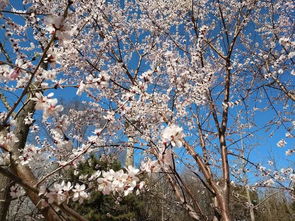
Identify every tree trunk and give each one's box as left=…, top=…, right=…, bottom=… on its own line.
left=0, top=175, right=12, bottom=221
left=0, top=128, right=12, bottom=220
left=2, top=97, right=61, bottom=221
left=214, top=192, right=232, bottom=221
left=246, top=188, right=256, bottom=221
left=125, top=136, right=134, bottom=167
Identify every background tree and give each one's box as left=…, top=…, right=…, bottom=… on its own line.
left=68, top=154, right=147, bottom=221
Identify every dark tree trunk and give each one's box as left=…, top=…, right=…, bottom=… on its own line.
left=0, top=175, right=12, bottom=221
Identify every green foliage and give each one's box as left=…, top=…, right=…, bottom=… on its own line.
left=74, top=192, right=146, bottom=221
left=68, top=155, right=148, bottom=221
left=67, top=158, right=295, bottom=221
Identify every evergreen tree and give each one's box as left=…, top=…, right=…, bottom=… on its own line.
left=68, top=155, right=148, bottom=221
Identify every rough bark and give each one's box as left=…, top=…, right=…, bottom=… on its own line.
left=0, top=175, right=12, bottom=221
left=1, top=97, right=61, bottom=221
left=246, top=188, right=256, bottom=221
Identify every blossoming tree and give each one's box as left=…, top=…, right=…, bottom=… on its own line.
left=0, top=0, right=294, bottom=221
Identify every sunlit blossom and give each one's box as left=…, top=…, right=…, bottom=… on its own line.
left=162, top=124, right=184, bottom=147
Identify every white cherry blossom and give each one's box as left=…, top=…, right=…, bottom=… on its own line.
left=162, top=124, right=184, bottom=147
left=72, top=184, right=89, bottom=204
left=277, top=139, right=287, bottom=148
left=31, top=93, right=64, bottom=121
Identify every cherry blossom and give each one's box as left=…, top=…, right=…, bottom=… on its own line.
left=126, top=165, right=139, bottom=177
left=0, top=0, right=294, bottom=220
left=10, top=185, right=24, bottom=198
left=8, top=59, right=30, bottom=80
left=263, top=179, right=275, bottom=186
left=19, top=145, right=39, bottom=166
left=76, top=81, right=86, bottom=96
left=24, top=112, right=34, bottom=125
left=285, top=149, right=295, bottom=156
left=95, top=166, right=143, bottom=196
left=141, top=158, right=161, bottom=173
left=40, top=181, right=73, bottom=205
left=72, top=184, right=89, bottom=204
left=162, top=124, right=184, bottom=147
left=277, top=139, right=287, bottom=148
left=0, top=132, right=19, bottom=150
left=44, top=15, right=72, bottom=41
left=31, top=93, right=64, bottom=121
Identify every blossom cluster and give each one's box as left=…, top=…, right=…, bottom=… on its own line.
left=31, top=92, right=63, bottom=121
left=0, top=0, right=294, bottom=219
left=141, top=158, right=161, bottom=173
left=90, top=165, right=145, bottom=196
left=76, top=73, right=110, bottom=96
left=44, top=15, right=72, bottom=42
left=39, top=181, right=88, bottom=205
left=19, top=145, right=40, bottom=166
left=39, top=165, right=144, bottom=205
left=0, top=131, right=18, bottom=151
left=162, top=124, right=184, bottom=147
left=10, top=185, right=25, bottom=198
